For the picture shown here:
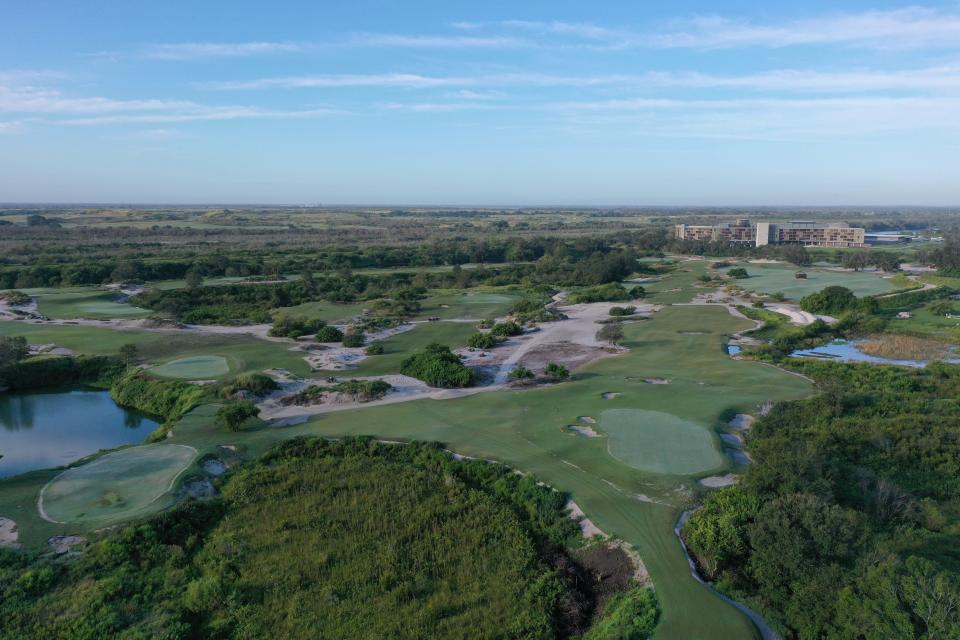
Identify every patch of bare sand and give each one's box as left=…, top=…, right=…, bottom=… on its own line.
left=566, top=500, right=607, bottom=539
left=601, top=391, right=621, bottom=399
left=568, top=424, right=602, bottom=438
left=49, top=535, right=85, bottom=554
left=728, top=414, right=755, bottom=430
left=643, top=377, right=671, bottom=384
left=0, top=517, right=19, bottom=549
left=577, top=416, right=596, bottom=424
left=699, top=474, right=739, bottom=488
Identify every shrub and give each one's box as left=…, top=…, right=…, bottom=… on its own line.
left=727, top=267, right=749, bottom=279
left=216, top=400, right=260, bottom=432
left=221, top=373, right=279, bottom=398
left=608, top=306, right=636, bottom=317
left=330, top=379, right=392, bottom=401
left=342, top=330, right=365, bottom=348
left=490, top=321, right=523, bottom=337
left=467, top=332, right=500, bottom=349
left=584, top=587, right=659, bottom=640
left=568, top=283, right=633, bottom=304
left=508, top=366, right=535, bottom=382
left=0, top=290, right=31, bottom=306
left=315, top=325, right=344, bottom=343
left=400, top=343, right=474, bottom=388
left=269, top=315, right=326, bottom=338
left=364, top=342, right=385, bottom=355
left=545, top=363, right=570, bottom=381
left=597, top=324, right=625, bottom=345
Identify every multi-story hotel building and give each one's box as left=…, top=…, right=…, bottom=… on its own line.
left=674, top=219, right=866, bottom=248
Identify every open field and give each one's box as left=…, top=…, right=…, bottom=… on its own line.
left=719, top=262, right=897, bottom=299
left=35, top=289, right=152, bottom=320
left=38, top=444, right=196, bottom=525
left=411, top=290, right=520, bottom=321
left=0, top=321, right=311, bottom=378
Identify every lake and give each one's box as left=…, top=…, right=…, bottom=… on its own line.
left=0, top=388, right=159, bottom=478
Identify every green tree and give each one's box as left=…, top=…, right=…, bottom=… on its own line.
left=544, top=363, right=569, bottom=381
left=597, top=324, right=624, bottom=345
left=119, top=343, right=139, bottom=366
left=216, top=400, right=260, bottom=432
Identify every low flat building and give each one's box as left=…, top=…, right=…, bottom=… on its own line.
left=675, top=219, right=866, bottom=248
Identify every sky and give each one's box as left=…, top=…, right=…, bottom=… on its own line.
left=2, top=1, right=960, bottom=206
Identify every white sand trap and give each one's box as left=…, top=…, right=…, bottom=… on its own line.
left=568, top=425, right=602, bottom=438
left=0, top=517, right=19, bottom=548
left=699, top=474, right=739, bottom=488
left=643, top=378, right=671, bottom=384
left=219, top=444, right=238, bottom=452
left=577, top=416, right=596, bottom=424
left=679, top=331, right=705, bottom=335
left=601, top=392, right=621, bottom=400
left=720, top=433, right=744, bottom=446
left=49, top=535, right=85, bottom=554
left=726, top=448, right=752, bottom=466
left=565, top=500, right=607, bottom=539
left=728, top=414, right=755, bottom=430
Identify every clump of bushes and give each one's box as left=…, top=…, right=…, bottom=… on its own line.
left=569, top=283, right=635, bottom=304
left=111, top=370, right=208, bottom=424
left=365, top=342, right=384, bottom=355
left=467, top=332, right=501, bottom=349
left=400, top=343, right=474, bottom=388
left=342, top=330, right=365, bottom=348
left=330, top=379, right=392, bottom=401
left=608, top=306, right=636, bottom=317
left=545, top=363, right=570, bottom=381
left=0, top=290, right=31, bottom=306
left=220, top=373, right=279, bottom=398
left=800, top=286, right=877, bottom=316
left=269, top=315, right=327, bottom=338
left=490, top=321, right=523, bottom=337
left=584, top=587, right=659, bottom=640
left=508, top=366, right=535, bottom=383
left=315, top=325, right=345, bottom=343
left=216, top=400, right=260, bottom=431
left=727, top=267, right=749, bottom=279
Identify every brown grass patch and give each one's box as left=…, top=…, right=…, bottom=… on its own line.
left=860, top=334, right=956, bottom=361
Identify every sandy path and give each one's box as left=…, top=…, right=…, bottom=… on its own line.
left=0, top=517, right=19, bottom=548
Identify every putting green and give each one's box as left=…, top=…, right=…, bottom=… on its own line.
left=39, top=444, right=196, bottom=524
left=718, top=263, right=896, bottom=299
left=601, top=408, right=724, bottom=475
left=150, top=355, right=230, bottom=379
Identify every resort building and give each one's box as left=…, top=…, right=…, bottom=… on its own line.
left=674, top=219, right=866, bottom=248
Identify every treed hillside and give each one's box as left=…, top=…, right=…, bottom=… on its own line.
left=0, top=438, right=657, bottom=640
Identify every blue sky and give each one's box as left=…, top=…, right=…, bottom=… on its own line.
left=2, top=1, right=960, bottom=205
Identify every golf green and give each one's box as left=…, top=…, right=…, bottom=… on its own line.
left=38, top=444, right=196, bottom=524
left=719, top=263, right=897, bottom=299
left=151, top=355, right=230, bottom=379
left=601, top=408, right=724, bottom=475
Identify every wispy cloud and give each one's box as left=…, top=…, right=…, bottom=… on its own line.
left=206, top=66, right=960, bottom=93
left=502, top=8, right=960, bottom=50
left=142, top=41, right=310, bottom=60
left=348, top=33, right=527, bottom=48
left=58, top=107, right=336, bottom=126
left=0, top=120, right=24, bottom=134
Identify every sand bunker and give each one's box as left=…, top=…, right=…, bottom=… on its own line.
left=49, top=535, right=85, bottom=554
left=728, top=414, right=755, bottom=430
left=726, top=448, right=752, bottom=466
left=601, top=392, right=621, bottom=400
left=643, top=378, right=671, bottom=385
left=566, top=500, right=607, bottom=539
left=720, top=433, right=744, bottom=447
left=0, top=517, right=19, bottom=549
left=568, top=425, right=602, bottom=438
left=699, top=474, right=739, bottom=488
left=178, top=479, right=217, bottom=500
left=577, top=416, right=596, bottom=424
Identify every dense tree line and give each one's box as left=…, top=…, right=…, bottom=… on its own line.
left=684, top=361, right=960, bottom=639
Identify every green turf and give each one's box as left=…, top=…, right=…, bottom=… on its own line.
left=33, top=289, right=152, bottom=320
left=348, top=321, right=477, bottom=376
left=150, top=355, right=231, bottom=379
left=0, top=321, right=311, bottom=379
left=38, top=444, right=196, bottom=525
left=640, top=259, right=708, bottom=303
left=0, top=305, right=814, bottom=639
left=601, top=408, right=725, bottom=475
left=412, top=291, right=520, bottom=321
left=273, top=300, right=365, bottom=323
left=718, top=262, right=897, bottom=299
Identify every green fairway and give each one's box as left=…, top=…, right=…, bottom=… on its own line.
left=348, top=321, right=477, bottom=376
left=0, top=321, right=311, bottom=378
left=150, top=355, right=231, bottom=379
left=35, top=289, right=152, bottom=320
left=412, top=290, right=520, bottom=321
left=641, top=259, right=708, bottom=303
left=38, top=444, right=196, bottom=525
left=718, top=262, right=897, bottom=299
left=601, top=409, right=725, bottom=475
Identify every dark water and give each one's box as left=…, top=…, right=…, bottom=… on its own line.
left=0, top=388, right=159, bottom=478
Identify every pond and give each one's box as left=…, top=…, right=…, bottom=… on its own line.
left=790, top=340, right=960, bottom=368
left=0, top=388, right=159, bottom=478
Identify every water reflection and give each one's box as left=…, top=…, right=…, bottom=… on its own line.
left=0, top=388, right=158, bottom=477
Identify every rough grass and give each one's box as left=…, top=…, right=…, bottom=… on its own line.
left=859, top=334, right=956, bottom=361
left=39, top=444, right=196, bottom=524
